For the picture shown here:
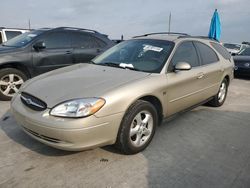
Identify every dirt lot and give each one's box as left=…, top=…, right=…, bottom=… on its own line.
left=0, top=78, right=250, bottom=188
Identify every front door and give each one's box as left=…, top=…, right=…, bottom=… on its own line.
left=32, top=31, right=73, bottom=75
left=165, top=41, right=205, bottom=116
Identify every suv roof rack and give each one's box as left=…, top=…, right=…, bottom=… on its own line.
left=54, top=27, right=100, bottom=34
left=0, top=27, right=30, bottom=30
left=133, top=32, right=189, bottom=38
left=178, top=35, right=218, bottom=42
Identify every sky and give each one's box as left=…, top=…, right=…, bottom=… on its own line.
left=1, top=0, right=249, bottom=43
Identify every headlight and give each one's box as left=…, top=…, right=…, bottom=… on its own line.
left=50, top=98, right=105, bottom=118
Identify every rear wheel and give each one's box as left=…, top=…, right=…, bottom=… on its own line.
left=115, top=100, right=158, bottom=154
left=208, top=78, right=228, bottom=107
left=0, top=68, right=27, bottom=101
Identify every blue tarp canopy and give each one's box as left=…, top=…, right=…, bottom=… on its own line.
left=208, top=9, right=221, bottom=41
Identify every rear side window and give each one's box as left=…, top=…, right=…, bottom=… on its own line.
left=71, top=33, right=104, bottom=49
left=210, top=42, right=231, bottom=60
left=94, top=37, right=107, bottom=48
left=194, top=42, right=219, bottom=65
left=5, top=31, right=22, bottom=40
left=42, top=32, right=71, bottom=49
left=170, top=41, right=199, bottom=71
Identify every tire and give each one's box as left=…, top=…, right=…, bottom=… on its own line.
left=208, top=78, right=228, bottom=107
left=115, top=100, right=158, bottom=154
left=0, top=68, right=28, bottom=101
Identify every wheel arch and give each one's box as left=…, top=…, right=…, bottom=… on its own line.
left=0, top=62, right=31, bottom=78
left=224, top=75, right=230, bottom=85
left=138, top=95, right=163, bottom=124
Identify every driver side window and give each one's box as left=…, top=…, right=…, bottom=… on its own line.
left=169, top=41, right=200, bottom=71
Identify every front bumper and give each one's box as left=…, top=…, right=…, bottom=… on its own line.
left=11, top=94, right=124, bottom=151
left=234, top=66, right=250, bottom=77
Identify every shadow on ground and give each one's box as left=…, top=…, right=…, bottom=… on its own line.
left=0, top=110, right=78, bottom=156
left=143, top=108, right=250, bottom=188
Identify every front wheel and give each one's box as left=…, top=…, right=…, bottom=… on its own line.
left=0, top=68, right=27, bottom=101
left=115, top=100, right=158, bottom=154
left=208, top=78, right=228, bottom=107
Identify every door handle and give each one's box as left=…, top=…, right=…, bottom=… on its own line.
left=65, top=51, right=72, bottom=55
left=197, top=73, right=205, bottom=79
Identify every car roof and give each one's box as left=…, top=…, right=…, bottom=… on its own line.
left=133, top=32, right=218, bottom=43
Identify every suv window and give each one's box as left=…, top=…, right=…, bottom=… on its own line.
left=170, top=41, right=199, bottom=71
left=94, top=37, right=107, bottom=48
left=194, top=42, right=219, bottom=65
left=211, top=42, right=231, bottom=60
left=42, top=32, right=71, bottom=49
left=72, top=33, right=104, bottom=49
left=5, top=31, right=22, bottom=40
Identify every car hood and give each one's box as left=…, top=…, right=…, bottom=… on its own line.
left=22, top=64, right=150, bottom=108
left=233, top=56, right=250, bottom=62
left=0, top=45, right=20, bottom=54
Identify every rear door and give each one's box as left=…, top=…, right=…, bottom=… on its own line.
left=32, top=31, right=73, bottom=75
left=71, top=32, right=106, bottom=63
left=166, top=41, right=206, bottom=116
left=193, top=41, right=222, bottom=99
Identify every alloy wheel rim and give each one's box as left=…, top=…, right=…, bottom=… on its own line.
left=218, top=82, right=226, bottom=103
left=129, top=110, right=153, bottom=147
left=0, top=74, right=24, bottom=97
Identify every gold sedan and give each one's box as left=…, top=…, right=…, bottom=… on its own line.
left=11, top=33, right=234, bottom=154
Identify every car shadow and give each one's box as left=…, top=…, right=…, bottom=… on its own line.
left=142, top=108, right=250, bottom=188
left=0, top=109, right=78, bottom=156
left=234, top=75, right=250, bottom=80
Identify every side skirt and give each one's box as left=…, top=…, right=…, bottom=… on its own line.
left=160, top=96, right=214, bottom=125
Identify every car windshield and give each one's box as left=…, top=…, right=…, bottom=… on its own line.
left=93, top=39, right=174, bottom=73
left=223, top=43, right=241, bottom=50
left=238, top=47, right=250, bottom=56
left=2, top=30, right=44, bottom=47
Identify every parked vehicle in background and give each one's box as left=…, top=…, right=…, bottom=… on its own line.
left=0, top=27, right=114, bottom=100
left=233, top=46, right=250, bottom=77
left=0, top=27, right=29, bottom=43
left=223, top=43, right=242, bottom=54
left=11, top=33, right=234, bottom=154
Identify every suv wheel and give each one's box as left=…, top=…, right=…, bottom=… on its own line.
left=0, top=68, right=27, bottom=101
left=208, top=78, right=228, bottom=107
left=115, top=100, right=158, bottom=154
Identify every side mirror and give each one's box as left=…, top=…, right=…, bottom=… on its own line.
left=33, top=41, right=46, bottom=50
left=174, top=62, right=192, bottom=71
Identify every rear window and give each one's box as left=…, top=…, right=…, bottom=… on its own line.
left=210, top=42, right=231, bottom=60
left=194, top=42, right=219, bottom=65
left=238, top=47, right=250, bottom=56
left=5, top=31, right=22, bottom=40
left=71, top=33, right=105, bottom=49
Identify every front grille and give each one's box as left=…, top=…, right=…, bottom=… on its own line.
left=20, top=92, right=47, bottom=111
left=23, top=127, right=61, bottom=143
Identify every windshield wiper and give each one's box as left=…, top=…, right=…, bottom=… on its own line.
left=119, top=63, right=141, bottom=71
left=99, top=62, right=124, bottom=69
left=99, top=62, right=142, bottom=71
left=89, top=60, right=97, bottom=64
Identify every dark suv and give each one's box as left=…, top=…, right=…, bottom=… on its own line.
left=0, top=27, right=114, bottom=100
